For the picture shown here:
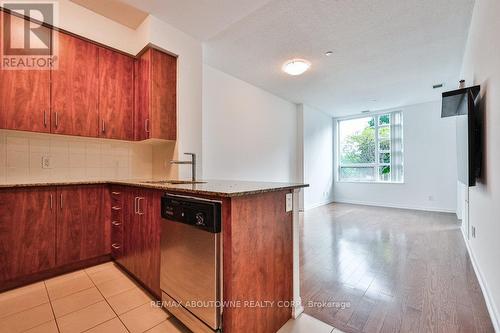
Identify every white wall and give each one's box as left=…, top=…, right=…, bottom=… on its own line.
left=333, top=101, right=458, bottom=213
left=202, top=65, right=299, bottom=182
left=299, top=105, right=334, bottom=210
left=460, top=0, right=500, bottom=329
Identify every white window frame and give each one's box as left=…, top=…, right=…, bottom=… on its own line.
left=336, top=110, right=404, bottom=184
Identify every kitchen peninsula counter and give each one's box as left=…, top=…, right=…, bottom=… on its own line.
left=0, top=179, right=307, bottom=197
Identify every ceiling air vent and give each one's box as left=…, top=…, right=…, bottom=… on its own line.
left=433, top=83, right=444, bottom=89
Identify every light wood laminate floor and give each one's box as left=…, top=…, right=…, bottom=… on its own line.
left=300, top=203, right=494, bottom=333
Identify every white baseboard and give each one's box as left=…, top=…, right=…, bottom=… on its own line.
left=332, top=199, right=456, bottom=214
left=292, top=300, right=304, bottom=319
left=461, top=228, right=500, bottom=332
left=304, top=199, right=335, bottom=210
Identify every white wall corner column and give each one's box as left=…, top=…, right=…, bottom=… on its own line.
left=292, top=188, right=304, bottom=318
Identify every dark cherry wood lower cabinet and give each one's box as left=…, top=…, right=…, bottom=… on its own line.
left=112, top=186, right=161, bottom=297
left=56, top=185, right=109, bottom=266
left=222, top=191, right=293, bottom=333
left=0, top=187, right=56, bottom=283
left=0, top=184, right=294, bottom=333
left=136, top=189, right=161, bottom=297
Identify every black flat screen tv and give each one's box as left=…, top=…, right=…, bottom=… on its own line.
left=441, top=85, right=481, bottom=186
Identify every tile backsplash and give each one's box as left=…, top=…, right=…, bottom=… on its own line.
left=0, top=130, right=153, bottom=184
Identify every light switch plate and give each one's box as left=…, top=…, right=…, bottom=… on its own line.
left=286, top=193, right=293, bottom=212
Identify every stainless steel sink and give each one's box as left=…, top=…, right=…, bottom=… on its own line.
left=141, top=180, right=207, bottom=185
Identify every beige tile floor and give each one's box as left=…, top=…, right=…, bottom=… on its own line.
left=0, top=262, right=190, bottom=333
left=0, top=262, right=340, bottom=333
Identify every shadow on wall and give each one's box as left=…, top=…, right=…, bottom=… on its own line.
left=478, top=78, right=488, bottom=187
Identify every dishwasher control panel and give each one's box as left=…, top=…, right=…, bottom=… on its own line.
left=161, top=194, right=222, bottom=233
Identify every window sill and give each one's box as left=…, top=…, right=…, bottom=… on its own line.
left=335, top=180, right=405, bottom=184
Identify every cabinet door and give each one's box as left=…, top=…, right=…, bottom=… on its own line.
left=134, top=49, right=151, bottom=141
left=151, top=49, right=177, bottom=140
left=135, top=189, right=161, bottom=296
left=56, top=186, right=107, bottom=266
left=134, top=48, right=177, bottom=141
left=51, top=32, right=99, bottom=137
left=0, top=12, right=51, bottom=133
left=0, top=188, right=56, bottom=282
left=117, top=187, right=161, bottom=296
left=98, top=48, right=134, bottom=140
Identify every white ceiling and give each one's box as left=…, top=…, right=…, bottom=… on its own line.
left=70, top=0, right=148, bottom=29
left=119, top=0, right=475, bottom=117
left=119, top=0, right=274, bottom=40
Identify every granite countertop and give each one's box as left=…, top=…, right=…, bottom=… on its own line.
left=0, top=179, right=308, bottom=197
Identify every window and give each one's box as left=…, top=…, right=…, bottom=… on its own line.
left=337, top=111, right=403, bottom=183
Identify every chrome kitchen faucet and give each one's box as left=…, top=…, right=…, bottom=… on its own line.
left=170, top=153, right=197, bottom=182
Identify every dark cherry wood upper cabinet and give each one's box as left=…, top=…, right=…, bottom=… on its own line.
left=98, top=48, right=135, bottom=140
left=135, top=48, right=177, bottom=141
left=56, top=185, right=108, bottom=267
left=0, top=12, right=51, bottom=133
left=134, top=50, right=151, bottom=141
left=151, top=49, right=177, bottom=141
left=51, top=32, right=99, bottom=137
left=0, top=187, right=56, bottom=283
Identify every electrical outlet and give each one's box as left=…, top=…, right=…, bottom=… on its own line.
left=41, top=156, right=51, bottom=169
left=472, top=226, right=476, bottom=238
left=285, top=193, right=293, bottom=212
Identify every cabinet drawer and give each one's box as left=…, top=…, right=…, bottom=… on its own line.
left=111, top=219, right=123, bottom=231
left=111, top=221, right=123, bottom=237
left=110, top=188, right=122, bottom=203
left=111, top=208, right=122, bottom=223
left=111, top=242, right=122, bottom=258
left=111, top=193, right=122, bottom=206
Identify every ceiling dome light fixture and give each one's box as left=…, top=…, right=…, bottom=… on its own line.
left=282, top=59, right=311, bottom=76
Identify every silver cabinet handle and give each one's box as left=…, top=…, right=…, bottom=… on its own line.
left=145, top=119, right=150, bottom=133
left=54, top=112, right=59, bottom=128
left=60, top=194, right=63, bottom=209
left=101, top=120, right=105, bottom=133
left=111, top=191, right=120, bottom=195
left=43, top=111, right=47, bottom=127
left=111, top=243, right=121, bottom=249
left=137, top=197, right=145, bottom=215
left=112, top=221, right=121, bottom=226
left=111, top=206, right=121, bottom=211
left=50, top=194, right=53, bottom=210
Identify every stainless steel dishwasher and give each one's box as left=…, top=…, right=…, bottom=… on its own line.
left=160, top=194, right=222, bottom=333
